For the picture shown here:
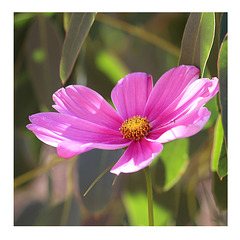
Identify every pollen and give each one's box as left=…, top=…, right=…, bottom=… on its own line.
left=120, top=115, right=151, bottom=141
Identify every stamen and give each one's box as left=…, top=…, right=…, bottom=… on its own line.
left=120, top=115, right=151, bottom=141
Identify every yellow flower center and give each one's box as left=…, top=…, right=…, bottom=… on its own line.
left=120, top=115, right=151, bottom=141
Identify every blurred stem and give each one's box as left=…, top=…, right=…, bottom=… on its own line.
left=14, top=156, right=75, bottom=188
left=144, top=166, right=154, bottom=226
left=96, top=13, right=180, bottom=57
left=60, top=158, right=77, bottom=226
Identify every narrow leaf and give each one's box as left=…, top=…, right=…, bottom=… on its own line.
left=212, top=172, right=227, bottom=211
left=123, top=191, right=171, bottom=226
left=217, top=34, right=228, bottom=147
left=63, top=12, right=72, bottom=32
left=25, top=15, right=63, bottom=110
left=178, top=12, right=215, bottom=77
left=60, top=13, right=96, bottom=84
left=211, top=114, right=224, bottom=172
left=154, top=138, right=189, bottom=192
left=78, top=149, right=124, bottom=213
left=14, top=13, right=36, bottom=27
left=95, top=50, right=129, bottom=84
left=219, top=13, right=228, bottom=44
left=218, top=141, right=228, bottom=180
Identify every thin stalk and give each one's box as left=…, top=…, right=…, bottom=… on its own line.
left=60, top=158, right=77, bottom=226
left=83, top=161, right=117, bottom=197
left=144, top=166, right=154, bottom=226
left=96, top=13, right=180, bottom=57
left=14, top=156, right=72, bottom=188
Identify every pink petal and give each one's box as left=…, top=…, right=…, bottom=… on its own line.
left=144, top=65, right=200, bottom=121
left=27, top=112, right=130, bottom=158
left=52, top=85, right=123, bottom=130
left=148, top=107, right=211, bottom=143
left=57, top=138, right=132, bottom=159
left=57, top=141, right=93, bottom=159
left=110, top=138, right=163, bottom=175
left=27, top=124, right=66, bottom=147
left=150, top=77, right=219, bottom=128
left=111, top=72, right=153, bottom=120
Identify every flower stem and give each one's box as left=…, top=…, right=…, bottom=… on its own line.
left=144, top=166, right=154, bottom=226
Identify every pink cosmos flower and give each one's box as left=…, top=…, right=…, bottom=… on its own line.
left=27, top=65, right=219, bottom=175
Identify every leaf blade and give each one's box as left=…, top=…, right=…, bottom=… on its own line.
left=178, top=12, right=215, bottom=77
left=154, top=138, right=189, bottom=192
left=95, top=50, right=130, bottom=84
left=217, top=141, right=228, bottom=180
left=25, top=15, right=63, bottom=110
left=123, top=191, right=172, bottom=226
left=63, top=12, right=72, bottom=32
left=77, top=149, right=124, bottom=213
left=217, top=34, right=228, bottom=147
left=211, top=114, right=224, bottom=172
left=60, top=12, right=96, bottom=84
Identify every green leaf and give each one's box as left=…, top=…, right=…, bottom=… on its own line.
left=210, top=114, right=227, bottom=179
left=123, top=191, right=172, bottom=226
left=95, top=51, right=129, bottom=84
left=25, top=15, right=63, bottom=110
left=203, top=95, right=219, bottom=130
left=14, top=13, right=36, bottom=27
left=178, top=12, right=215, bottom=77
left=77, top=149, right=124, bottom=213
left=211, top=115, right=224, bottom=172
left=219, top=13, right=228, bottom=45
left=217, top=34, right=228, bottom=147
left=212, top=172, right=227, bottom=211
left=154, top=138, right=189, bottom=191
left=63, top=12, right=72, bottom=32
left=218, top=141, right=227, bottom=180
left=14, top=13, right=55, bottom=28
left=60, top=13, right=96, bottom=84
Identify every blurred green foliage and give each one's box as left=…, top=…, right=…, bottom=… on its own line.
left=14, top=12, right=227, bottom=226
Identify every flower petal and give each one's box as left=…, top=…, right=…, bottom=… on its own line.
left=144, top=65, right=200, bottom=121
left=57, top=138, right=130, bottom=159
left=53, top=85, right=123, bottom=130
left=148, top=107, right=211, bottom=143
left=110, top=138, right=163, bottom=175
left=57, top=141, right=93, bottom=159
left=150, top=77, right=219, bottom=129
left=27, top=112, right=130, bottom=158
left=111, top=72, right=153, bottom=120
